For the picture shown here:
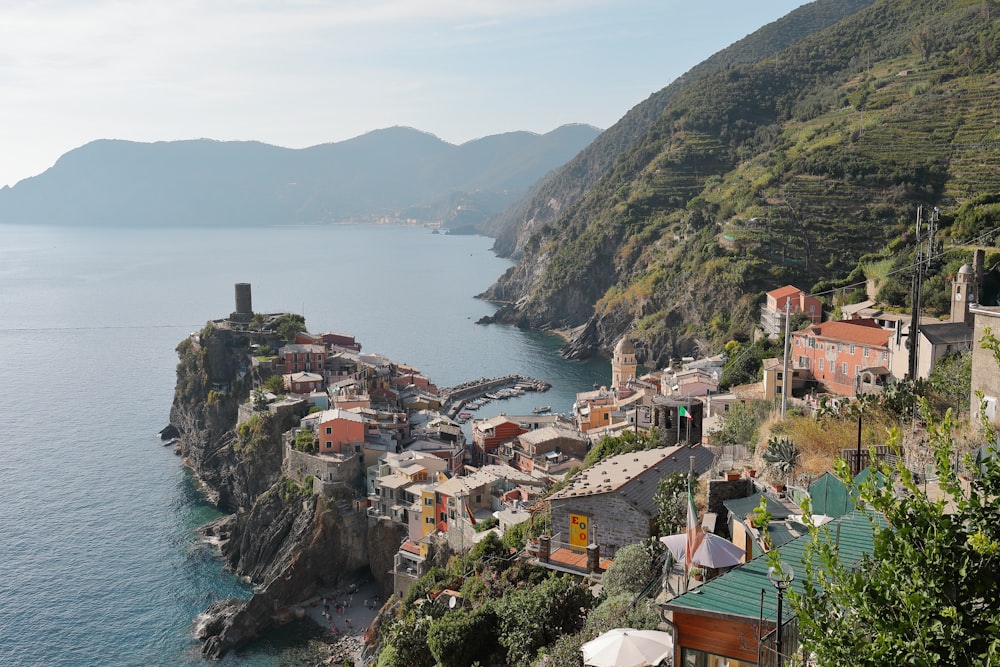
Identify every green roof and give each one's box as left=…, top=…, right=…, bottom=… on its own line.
left=723, top=492, right=792, bottom=521
left=807, top=472, right=854, bottom=518
left=663, top=509, right=879, bottom=623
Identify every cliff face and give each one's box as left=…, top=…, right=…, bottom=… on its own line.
left=168, top=323, right=378, bottom=658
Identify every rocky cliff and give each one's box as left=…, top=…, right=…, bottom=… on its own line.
left=168, top=323, right=387, bottom=659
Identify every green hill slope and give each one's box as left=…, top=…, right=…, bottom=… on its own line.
left=482, top=0, right=1000, bottom=367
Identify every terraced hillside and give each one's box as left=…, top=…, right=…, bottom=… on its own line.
left=483, top=0, right=1000, bottom=367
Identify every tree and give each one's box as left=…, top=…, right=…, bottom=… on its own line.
left=262, top=374, right=285, bottom=394
left=711, top=399, right=772, bottom=449
left=496, top=574, right=592, bottom=667
left=786, top=408, right=1000, bottom=665
left=600, top=541, right=661, bottom=599
left=654, top=472, right=691, bottom=536
left=293, top=427, right=316, bottom=453
left=271, top=313, right=306, bottom=341
left=427, top=606, right=499, bottom=667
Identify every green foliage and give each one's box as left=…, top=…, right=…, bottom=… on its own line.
left=278, top=476, right=310, bottom=502
left=501, top=513, right=550, bottom=551
left=762, top=435, right=799, bottom=476
left=293, top=427, right=317, bottom=453
left=749, top=497, right=772, bottom=529
left=721, top=338, right=782, bottom=389
left=269, top=313, right=307, bottom=341
left=925, top=350, right=972, bottom=414
left=496, top=575, right=593, bottom=667
left=262, top=374, right=285, bottom=394
left=654, top=472, right=691, bottom=536
left=376, top=610, right=435, bottom=667
left=234, top=413, right=270, bottom=456
left=787, top=408, right=1000, bottom=666
left=472, top=516, right=499, bottom=533
left=712, top=399, right=772, bottom=449
left=427, top=606, right=499, bottom=667
left=583, top=594, right=662, bottom=637
left=583, top=430, right=659, bottom=468
left=600, top=541, right=662, bottom=599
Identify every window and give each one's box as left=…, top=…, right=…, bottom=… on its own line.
left=798, top=356, right=809, bottom=369
left=855, top=365, right=861, bottom=375
left=864, top=347, right=870, bottom=357
left=819, top=359, right=824, bottom=370
left=440, top=512, right=447, bottom=522
left=881, top=351, right=888, bottom=362
left=849, top=344, right=856, bottom=354
left=424, top=497, right=433, bottom=506
left=838, top=343, right=844, bottom=352
left=475, top=494, right=482, bottom=504
left=842, top=362, right=848, bottom=374
left=326, top=427, right=332, bottom=435
left=425, top=517, right=434, bottom=524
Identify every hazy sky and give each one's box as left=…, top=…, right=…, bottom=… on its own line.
left=0, top=1, right=808, bottom=188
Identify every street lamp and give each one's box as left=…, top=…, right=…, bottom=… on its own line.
left=767, top=566, right=794, bottom=666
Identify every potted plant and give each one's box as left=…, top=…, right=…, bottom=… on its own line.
left=689, top=565, right=703, bottom=581
left=725, top=470, right=741, bottom=481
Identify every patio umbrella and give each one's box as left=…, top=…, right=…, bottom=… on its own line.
left=690, top=532, right=746, bottom=569
left=659, top=533, right=687, bottom=563
left=659, top=532, right=746, bottom=569
left=581, top=628, right=674, bottom=667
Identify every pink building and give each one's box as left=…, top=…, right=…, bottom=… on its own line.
left=283, top=371, right=324, bottom=394
left=278, top=343, right=327, bottom=374
left=761, top=285, right=823, bottom=336
left=791, top=318, right=892, bottom=396
left=316, top=408, right=366, bottom=456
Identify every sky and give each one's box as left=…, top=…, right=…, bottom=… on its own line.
left=0, top=1, right=808, bottom=188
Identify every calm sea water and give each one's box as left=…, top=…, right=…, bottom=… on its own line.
left=0, top=223, right=608, bottom=666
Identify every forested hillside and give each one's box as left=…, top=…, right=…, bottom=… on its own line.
left=482, top=0, right=1000, bottom=367
left=485, top=0, right=877, bottom=256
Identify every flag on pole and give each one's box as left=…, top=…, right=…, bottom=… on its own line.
left=679, top=404, right=694, bottom=420
left=685, top=477, right=704, bottom=575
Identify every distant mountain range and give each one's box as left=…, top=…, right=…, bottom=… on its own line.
left=0, top=124, right=600, bottom=228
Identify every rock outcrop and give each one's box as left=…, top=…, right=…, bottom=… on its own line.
left=168, top=323, right=375, bottom=659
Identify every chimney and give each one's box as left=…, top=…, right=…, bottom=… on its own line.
left=587, top=543, right=601, bottom=572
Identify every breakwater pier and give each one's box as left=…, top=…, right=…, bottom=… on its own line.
left=441, top=374, right=550, bottom=417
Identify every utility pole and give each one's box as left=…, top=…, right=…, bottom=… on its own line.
left=908, top=206, right=937, bottom=381
left=781, top=299, right=791, bottom=418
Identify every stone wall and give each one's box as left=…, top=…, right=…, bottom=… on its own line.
left=706, top=478, right=754, bottom=539
left=550, top=492, right=651, bottom=557
left=284, top=443, right=362, bottom=488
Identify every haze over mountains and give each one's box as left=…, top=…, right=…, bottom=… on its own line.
left=0, top=124, right=600, bottom=229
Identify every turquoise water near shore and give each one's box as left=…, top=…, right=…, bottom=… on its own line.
left=0, top=224, right=608, bottom=666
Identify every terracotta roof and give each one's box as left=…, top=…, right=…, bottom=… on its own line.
left=797, top=318, right=891, bottom=347
left=767, top=285, right=803, bottom=299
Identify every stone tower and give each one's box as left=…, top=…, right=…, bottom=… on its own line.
left=611, top=337, right=637, bottom=389
left=951, top=264, right=974, bottom=326
left=231, top=283, right=253, bottom=323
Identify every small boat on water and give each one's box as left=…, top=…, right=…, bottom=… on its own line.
left=459, top=411, right=472, bottom=419
left=532, top=405, right=551, bottom=414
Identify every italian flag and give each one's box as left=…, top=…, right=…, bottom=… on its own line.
left=679, top=405, right=694, bottom=420
left=685, top=477, right=704, bottom=573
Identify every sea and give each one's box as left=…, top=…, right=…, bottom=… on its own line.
left=0, top=223, right=609, bottom=666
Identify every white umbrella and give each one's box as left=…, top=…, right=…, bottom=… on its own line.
left=659, top=532, right=746, bottom=569
left=691, top=532, right=746, bottom=569
left=581, top=628, right=674, bottom=667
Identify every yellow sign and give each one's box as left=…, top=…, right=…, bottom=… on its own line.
left=570, top=514, right=589, bottom=549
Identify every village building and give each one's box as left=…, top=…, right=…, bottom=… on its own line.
left=661, top=510, right=877, bottom=667
left=547, top=444, right=714, bottom=558
left=282, top=370, right=324, bottom=394
left=497, top=425, right=589, bottom=476
left=790, top=318, right=892, bottom=397
left=315, top=408, right=366, bottom=456
left=760, top=285, right=823, bottom=337
left=470, top=415, right=528, bottom=465
left=611, top=337, right=638, bottom=389
left=970, top=305, right=1000, bottom=429
left=276, top=343, right=327, bottom=374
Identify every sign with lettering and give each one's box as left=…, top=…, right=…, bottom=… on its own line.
left=570, top=513, right=589, bottom=549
